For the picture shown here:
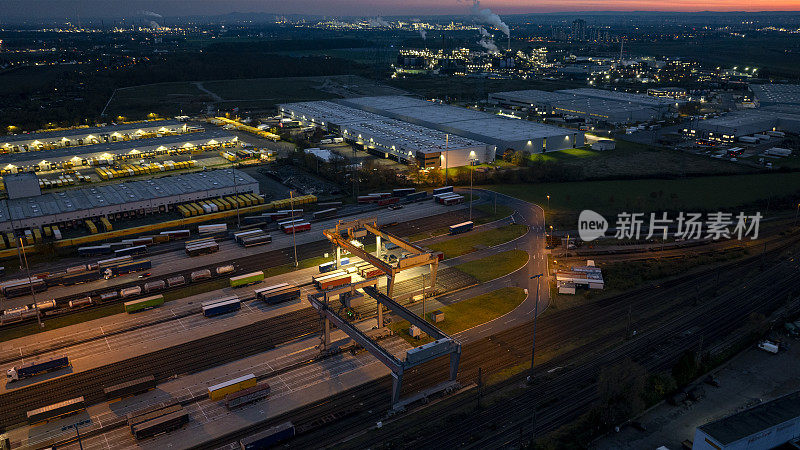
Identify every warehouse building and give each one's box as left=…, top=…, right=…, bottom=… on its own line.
left=489, top=88, right=680, bottom=125
left=0, top=120, right=192, bottom=153
left=279, top=101, right=492, bottom=167
left=336, top=95, right=582, bottom=153
left=751, top=84, right=800, bottom=106
left=0, top=169, right=258, bottom=232
left=693, top=390, right=800, bottom=450
left=0, top=130, right=238, bottom=174
left=683, top=107, right=800, bottom=143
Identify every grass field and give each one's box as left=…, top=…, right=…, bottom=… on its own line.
left=202, top=77, right=338, bottom=102
left=428, top=224, right=527, bottom=258
left=408, top=202, right=515, bottom=241
left=455, top=250, right=529, bottom=283
left=487, top=172, right=800, bottom=229
left=389, top=287, right=526, bottom=345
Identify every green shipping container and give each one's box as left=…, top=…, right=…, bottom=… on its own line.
left=229, top=271, right=265, bottom=288
left=124, top=295, right=165, bottom=313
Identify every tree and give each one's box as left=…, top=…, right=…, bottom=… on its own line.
left=597, top=358, right=647, bottom=426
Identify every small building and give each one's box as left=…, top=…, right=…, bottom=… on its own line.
left=555, top=264, right=604, bottom=293
left=591, top=140, right=616, bottom=151
left=693, top=390, right=800, bottom=450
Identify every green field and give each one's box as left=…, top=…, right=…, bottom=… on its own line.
left=389, top=287, right=527, bottom=345
left=455, top=250, right=529, bottom=283
left=202, top=77, right=338, bottom=102
left=428, top=224, right=528, bottom=258
left=487, top=172, right=800, bottom=228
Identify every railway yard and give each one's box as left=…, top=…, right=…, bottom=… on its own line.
left=0, top=179, right=796, bottom=449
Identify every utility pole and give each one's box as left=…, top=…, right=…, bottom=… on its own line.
left=469, top=158, right=474, bottom=221
left=444, top=133, right=449, bottom=186
left=528, top=273, right=543, bottom=443
left=290, top=190, right=298, bottom=268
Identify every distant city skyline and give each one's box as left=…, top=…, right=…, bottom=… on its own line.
left=1, top=0, right=799, bottom=21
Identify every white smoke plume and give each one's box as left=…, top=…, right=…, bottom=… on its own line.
left=368, top=17, right=391, bottom=27
left=149, top=20, right=161, bottom=29
left=470, top=1, right=509, bottom=37
left=477, top=37, right=499, bottom=54
left=138, top=10, right=162, bottom=18
left=419, top=29, right=427, bottom=39
left=479, top=27, right=492, bottom=38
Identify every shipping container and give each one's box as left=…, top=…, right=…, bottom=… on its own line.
left=124, top=295, right=164, bottom=313
left=230, top=271, right=265, bottom=288
left=255, top=284, right=300, bottom=304
left=432, top=186, right=454, bottom=196
left=131, top=410, right=189, bottom=440
left=78, top=245, right=113, bottom=257
left=239, top=422, right=295, bottom=450
left=377, top=197, right=399, bottom=206
left=202, top=297, right=242, bottom=317
left=234, top=229, right=264, bottom=243
left=126, top=402, right=181, bottom=432
left=185, top=240, right=219, bottom=257
left=97, top=255, right=133, bottom=268
left=1, top=278, right=47, bottom=298
left=241, top=234, right=272, bottom=247
left=104, top=375, right=157, bottom=400
left=313, top=208, right=338, bottom=220
left=115, top=245, right=148, bottom=257
left=26, top=396, right=85, bottom=424
left=99, top=291, right=120, bottom=302
left=61, top=271, right=100, bottom=285
left=226, top=382, right=270, bottom=409
left=103, top=260, right=151, bottom=278
left=449, top=221, right=474, bottom=235
left=392, top=188, right=416, bottom=197
left=208, top=373, right=257, bottom=401
left=7, top=355, right=70, bottom=381
left=283, top=222, right=311, bottom=234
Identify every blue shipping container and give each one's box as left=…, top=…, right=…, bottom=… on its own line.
left=202, top=298, right=242, bottom=317
left=240, top=422, right=295, bottom=450
left=319, top=261, right=336, bottom=273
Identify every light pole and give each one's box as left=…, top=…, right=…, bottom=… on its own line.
left=528, top=273, right=543, bottom=442
left=469, top=157, right=476, bottom=221
left=290, top=190, right=298, bottom=268
left=18, top=238, right=42, bottom=328
left=546, top=194, right=550, bottom=211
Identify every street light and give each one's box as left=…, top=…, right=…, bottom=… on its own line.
left=469, top=157, right=477, bottom=221
left=546, top=194, right=550, bottom=211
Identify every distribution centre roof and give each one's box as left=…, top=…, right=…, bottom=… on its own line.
left=751, top=84, right=800, bottom=106
left=698, top=390, right=800, bottom=445
left=557, top=88, right=684, bottom=107
left=0, top=129, right=236, bottom=167
left=0, top=169, right=257, bottom=225
left=0, top=120, right=185, bottom=146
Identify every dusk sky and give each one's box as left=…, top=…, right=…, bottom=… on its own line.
left=1, top=0, right=799, bottom=20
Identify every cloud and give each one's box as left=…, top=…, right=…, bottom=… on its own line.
left=138, top=10, right=162, bottom=18
left=419, top=29, right=427, bottom=39
left=470, top=1, right=510, bottom=37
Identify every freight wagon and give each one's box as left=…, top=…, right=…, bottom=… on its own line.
left=167, top=276, right=186, bottom=287
left=392, top=188, right=416, bottom=197
left=160, top=229, right=191, bottom=240
left=99, top=291, right=119, bottom=302
left=7, top=355, right=70, bottom=381
left=127, top=402, right=181, bottom=434
left=208, top=373, right=257, bottom=401
left=191, top=269, right=212, bottom=282
left=241, top=234, right=271, bottom=247
left=68, top=297, right=93, bottom=308
left=225, top=382, right=270, bottom=409
left=319, top=261, right=337, bottom=273
left=377, top=197, right=399, bottom=206
left=404, top=191, right=428, bottom=202
left=120, top=286, right=142, bottom=298
left=78, top=245, right=112, bottom=257
left=144, top=280, right=166, bottom=293
left=283, top=222, right=310, bottom=234
left=432, top=186, right=454, bottom=196
left=313, top=208, right=338, bottom=220
left=239, top=422, right=295, bottom=450
left=115, top=245, right=148, bottom=257
left=61, top=271, right=101, bottom=285
left=185, top=240, right=219, bottom=257
left=103, top=260, right=152, bottom=278
left=255, top=284, right=301, bottom=304
left=233, top=230, right=264, bottom=243
left=124, top=295, right=164, bottom=313
left=449, top=221, right=474, bottom=235
left=35, top=300, right=57, bottom=312
left=1, top=278, right=47, bottom=298
left=316, top=273, right=351, bottom=290
left=26, top=396, right=85, bottom=424
left=132, top=409, right=189, bottom=440
left=198, top=224, right=227, bottom=234
left=230, top=271, right=264, bottom=288
left=277, top=218, right=304, bottom=229
left=216, top=265, right=235, bottom=275
left=97, top=255, right=133, bottom=268
left=202, top=297, right=241, bottom=317
left=104, top=375, right=157, bottom=400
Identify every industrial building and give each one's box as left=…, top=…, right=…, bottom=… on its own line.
left=693, top=390, right=800, bottom=450
left=0, top=120, right=192, bottom=153
left=489, top=88, right=683, bottom=125
left=0, top=130, right=238, bottom=174
left=335, top=95, right=582, bottom=154
left=279, top=100, right=492, bottom=167
left=751, top=83, right=800, bottom=106
left=0, top=169, right=258, bottom=232
left=683, top=107, right=800, bottom=143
